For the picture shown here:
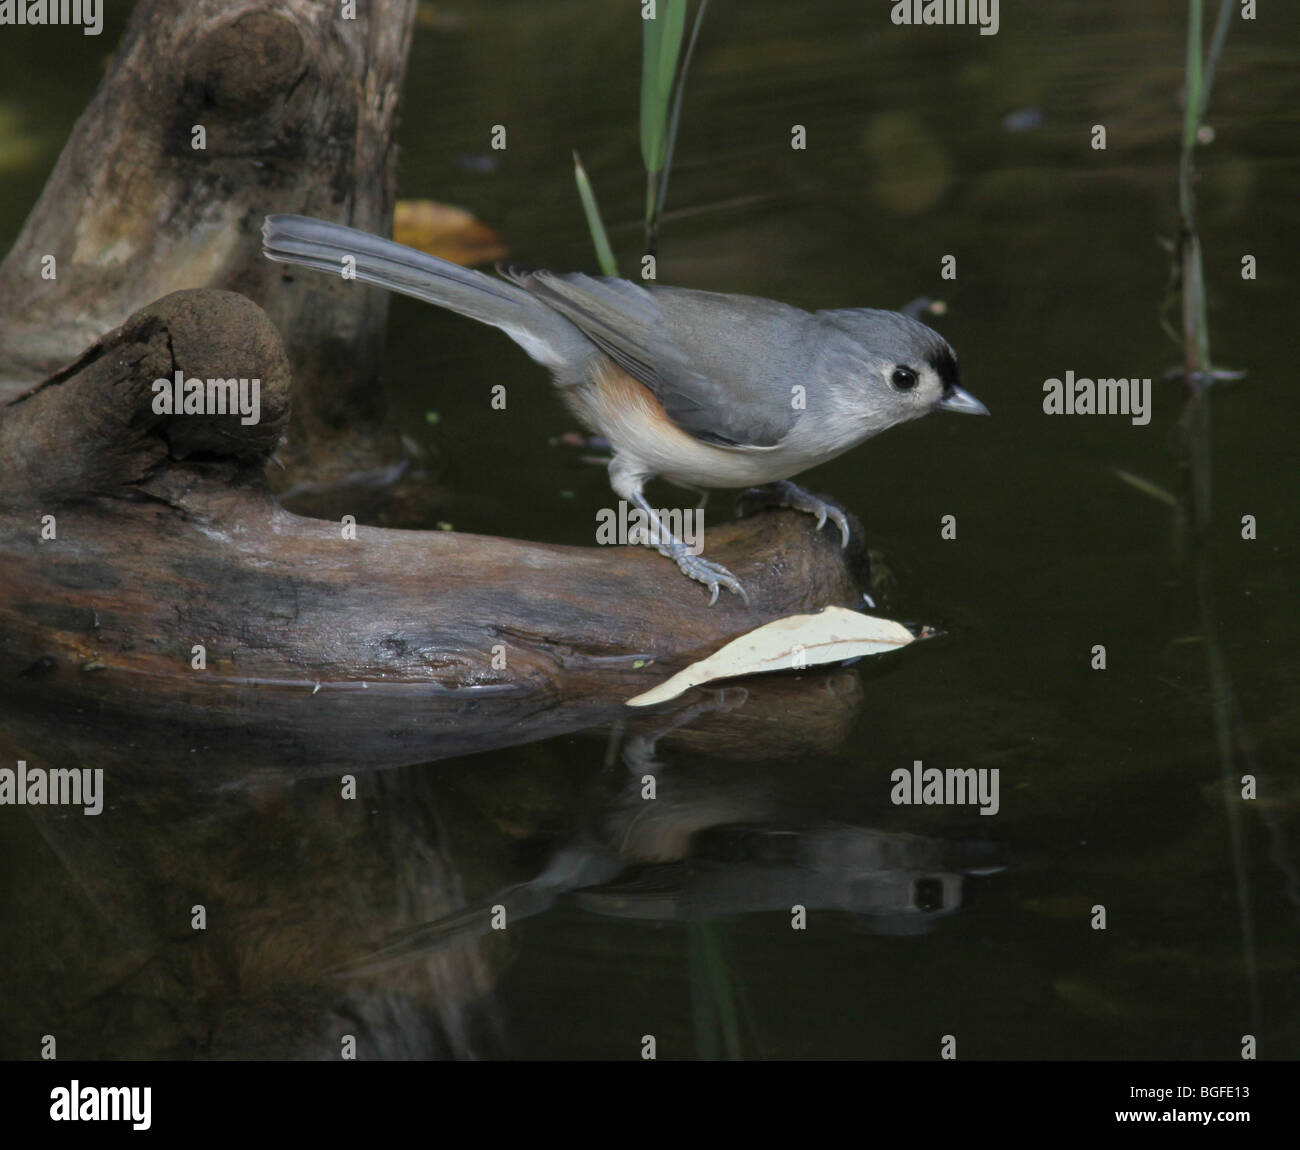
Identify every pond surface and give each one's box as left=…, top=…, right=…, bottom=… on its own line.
left=1, top=0, right=1296, bottom=1059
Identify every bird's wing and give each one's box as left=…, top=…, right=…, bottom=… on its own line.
left=497, top=268, right=809, bottom=448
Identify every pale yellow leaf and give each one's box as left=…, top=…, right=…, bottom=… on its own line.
left=626, top=605, right=917, bottom=707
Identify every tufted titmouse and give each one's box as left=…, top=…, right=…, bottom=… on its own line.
left=263, top=215, right=987, bottom=603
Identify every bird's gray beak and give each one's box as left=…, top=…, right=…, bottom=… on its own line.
left=938, top=386, right=990, bottom=416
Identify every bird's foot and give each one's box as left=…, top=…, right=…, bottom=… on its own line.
left=737, top=481, right=852, bottom=549
left=662, top=544, right=748, bottom=606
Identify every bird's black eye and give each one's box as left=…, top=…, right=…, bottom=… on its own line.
left=891, top=366, right=918, bottom=391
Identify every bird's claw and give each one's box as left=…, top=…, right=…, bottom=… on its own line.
left=737, top=482, right=853, bottom=549
left=670, top=550, right=748, bottom=606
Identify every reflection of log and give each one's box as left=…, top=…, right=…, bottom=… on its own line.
left=2, top=743, right=511, bottom=1058
left=0, top=290, right=870, bottom=771
left=0, top=0, right=417, bottom=486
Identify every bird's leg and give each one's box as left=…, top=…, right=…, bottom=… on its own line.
left=687, top=486, right=711, bottom=511
left=736, top=480, right=852, bottom=549
left=628, top=489, right=749, bottom=606
left=665, top=479, right=710, bottom=510
left=610, top=461, right=748, bottom=606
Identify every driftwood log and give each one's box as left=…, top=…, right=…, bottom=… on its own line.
left=0, top=0, right=874, bottom=775
left=0, top=289, right=871, bottom=772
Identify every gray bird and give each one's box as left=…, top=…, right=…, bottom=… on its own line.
left=262, top=215, right=988, bottom=603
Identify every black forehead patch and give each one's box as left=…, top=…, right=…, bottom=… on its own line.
left=927, top=346, right=962, bottom=397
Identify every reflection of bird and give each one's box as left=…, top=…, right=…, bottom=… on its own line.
left=331, top=844, right=621, bottom=978
left=332, top=824, right=1005, bottom=975
left=264, top=215, right=988, bottom=603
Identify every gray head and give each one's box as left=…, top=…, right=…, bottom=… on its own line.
left=818, top=308, right=988, bottom=428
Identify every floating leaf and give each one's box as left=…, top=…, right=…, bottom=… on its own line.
left=393, top=200, right=507, bottom=265
left=626, top=605, right=917, bottom=707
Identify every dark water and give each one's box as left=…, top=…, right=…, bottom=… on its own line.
left=1, top=0, right=1297, bottom=1060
